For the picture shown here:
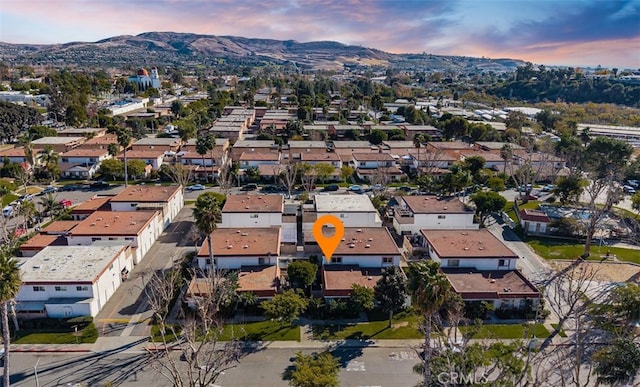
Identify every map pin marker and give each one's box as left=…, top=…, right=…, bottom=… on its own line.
left=312, top=214, right=345, bottom=263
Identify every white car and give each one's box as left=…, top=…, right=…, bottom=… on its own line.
left=2, top=205, right=13, bottom=217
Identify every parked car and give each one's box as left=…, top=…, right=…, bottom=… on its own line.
left=372, top=184, right=385, bottom=191
left=90, top=181, right=110, bottom=190
left=623, top=185, right=637, bottom=194
left=240, top=183, right=258, bottom=191
left=186, top=184, right=206, bottom=191
left=40, top=186, right=58, bottom=195
left=322, top=184, right=340, bottom=192
left=397, top=186, right=414, bottom=193
left=2, top=205, right=13, bottom=218
left=541, top=184, right=555, bottom=192
left=59, top=199, right=72, bottom=208
left=347, top=184, right=362, bottom=192
left=18, top=194, right=34, bottom=202
left=59, top=184, right=82, bottom=191
left=261, top=185, right=284, bottom=193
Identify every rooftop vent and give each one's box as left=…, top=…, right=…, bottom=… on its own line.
left=368, top=238, right=373, bottom=241
left=32, top=265, right=40, bottom=269
left=461, top=232, right=468, bottom=235
left=349, top=243, right=356, bottom=248
left=227, top=245, right=233, bottom=249
left=490, top=279, right=496, bottom=283
left=96, top=218, right=103, bottom=221
left=245, top=206, right=250, bottom=209
left=243, top=245, right=249, bottom=249
left=365, top=244, right=371, bottom=248
left=130, top=222, right=136, bottom=225
left=104, top=224, right=110, bottom=227
left=241, top=232, right=248, bottom=236
left=478, top=247, right=483, bottom=250
left=51, top=268, right=57, bottom=271
left=356, top=229, right=362, bottom=233
left=90, top=223, right=96, bottom=226
left=464, top=247, right=469, bottom=250
left=443, top=206, right=448, bottom=210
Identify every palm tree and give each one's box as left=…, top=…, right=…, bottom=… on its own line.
left=39, top=193, right=61, bottom=219
left=116, top=128, right=132, bottom=187
left=192, top=193, right=223, bottom=273
left=19, top=200, right=36, bottom=231
left=39, top=146, right=60, bottom=183
left=196, top=136, right=211, bottom=182
left=500, top=143, right=513, bottom=174
left=407, top=260, right=450, bottom=387
left=0, top=253, right=22, bottom=387
left=413, top=133, right=428, bottom=176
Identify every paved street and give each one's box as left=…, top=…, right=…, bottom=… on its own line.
left=9, top=347, right=421, bottom=387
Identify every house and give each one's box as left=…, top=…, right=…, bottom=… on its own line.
left=400, top=125, right=442, bottom=141
left=58, top=162, right=100, bottom=179
left=109, top=185, right=184, bottom=227
left=70, top=196, right=112, bottom=220
left=419, top=229, right=518, bottom=270
left=442, top=268, right=540, bottom=309
left=31, top=137, right=85, bottom=153
left=303, top=195, right=382, bottom=237
left=80, top=134, right=119, bottom=150
left=67, top=210, right=163, bottom=264
left=116, top=149, right=165, bottom=170
left=15, top=243, right=134, bottom=318
left=518, top=209, right=551, bottom=235
left=238, top=152, right=280, bottom=169
left=283, top=141, right=329, bottom=159
left=0, top=147, right=29, bottom=164
left=231, top=140, right=278, bottom=162
left=19, top=234, right=66, bottom=257
left=40, top=220, right=81, bottom=236
left=196, top=227, right=281, bottom=270
left=57, top=127, right=108, bottom=138
left=321, top=265, right=383, bottom=298
left=392, top=195, right=477, bottom=235
left=220, top=194, right=296, bottom=243
left=332, top=141, right=376, bottom=164
left=313, top=227, right=402, bottom=267
left=178, top=138, right=230, bottom=169
left=131, top=137, right=182, bottom=152
left=60, top=148, right=110, bottom=166
left=352, top=153, right=404, bottom=182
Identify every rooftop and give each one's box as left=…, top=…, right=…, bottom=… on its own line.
left=322, top=265, right=383, bottom=294
left=314, top=194, right=376, bottom=213
left=222, top=194, right=284, bottom=213
left=31, top=136, right=84, bottom=145
left=116, top=150, right=165, bottom=158
left=421, top=229, right=518, bottom=259
left=233, top=140, right=276, bottom=148
left=520, top=209, right=551, bottom=223
left=400, top=195, right=470, bottom=214
left=198, top=227, right=281, bottom=257
left=286, top=141, right=327, bottom=149
left=352, top=153, right=395, bottom=161
left=239, top=152, right=280, bottom=161
left=19, top=244, right=128, bottom=284
left=70, top=210, right=160, bottom=236
left=300, top=153, right=341, bottom=162
left=41, top=220, right=81, bottom=234
left=110, top=185, right=181, bottom=203
left=19, top=234, right=64, bottom=251
left=70, top=196, right=111, bottom=212
left=60, top=148, right=109, bottom=157
left=426, top=141, right=471, bottom=150
left=132, top=137, right=181, bottom=146
left=443, top=269, right=540, bottom=299
left=238, top=265, right=280, bottom=294
left=332, top=141, right=373, bottom=149
left=331, top=227, right=400, bottom=256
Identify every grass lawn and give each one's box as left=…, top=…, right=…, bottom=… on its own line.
left=2, top=193, right=18, bottom=206
left=312, top=311, right=423, bottom=340
left=526, top=237, right=640, bottom=264
left=13, top=323, right=99, bottom=344
left=460, top=323, right=549, bottom=340
left=551, top=324, right=568, bottom=338
left=219, top=320, right=300, bottom=341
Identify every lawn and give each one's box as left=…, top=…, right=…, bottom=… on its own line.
left=13, top=323, right=99, bottom=344
left=219, top=320, right=300, bottom=341
left=526, top=237, right=640, bottom=264
left=550, top=323, right=568, bottom=338
left=2, top=193, right=18, bottom=206
left=460, top=323, right=549, bottom=340
left=312, top=311, right=423, bottom=340
left=503, top=200, right=542, bottom=223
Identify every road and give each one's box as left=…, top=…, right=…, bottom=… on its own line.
left=9, top=347, right=421, bottom=387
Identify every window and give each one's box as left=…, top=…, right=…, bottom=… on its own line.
left=109, top=264, right=114, bottom=270
left=448, top=259, right=460, bottom=267
left=499, top=259, right=509, bottom=267
left=437, top=215, right=446, bottom=219
left=108, top=237, right=117, bottom=241
left=250, top=214, right=259, bottom=218
left=339, top=213, right=348, bottom=218
left=125, top=237, right=134, bottom=241
left=76, top=286, right=88, bottom=291
left=91, top=237, right=101, bottom=242
left=55, top=286, right=67, bottom=292
left=333, top=256, right=343, bottom=263
left=382, top=257, right=393, bottom=264
left=33, top=286, right=45, bottom=292
left=205, top=258, right=212, bottom=265
left=131, top=203, right=138, bottom=207
left=258, top=257, right=266, bottom=265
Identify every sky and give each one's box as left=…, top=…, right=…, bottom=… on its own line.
left=1, top=0, right=639, bottom=68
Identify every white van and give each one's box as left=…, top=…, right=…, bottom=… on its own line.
left=2, top=205, right=13, bottom=217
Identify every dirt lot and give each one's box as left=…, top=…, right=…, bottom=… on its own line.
left=551, top=260, right=640, bottom=283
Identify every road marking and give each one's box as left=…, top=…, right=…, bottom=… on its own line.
left=97, top=318, right=130, bottom=323
left=389, top=351, right=417, bottom=360
left=346, top=360, right=366, bottom=371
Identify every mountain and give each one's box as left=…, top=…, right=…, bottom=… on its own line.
left=0, top=32, right=525, bottom=72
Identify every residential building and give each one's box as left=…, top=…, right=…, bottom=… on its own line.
left=238, top=152, right=280, bottom=169
left=231, top=140, right=278, bottom=162
left=15, top=243, right=133, bottom=318
left=196, top=227, right=281, bottom=270
left=303, top=195, right=382, bottom=237
left=131, top=137, right=182, bottom=152
left=109, top=185, right=184, bottom=227
left=392, top=195, right=477, bottom=235
left=70, top=196, right=112, bottom=220
left=321, top=265, right=383, bottom=298
left=518, top=209, right=551, bottom=235
left=116, top=149, right=165, bottom=170
left=220, top=194, right=295, bottom=241
left=57, top=127, right=108, bottom=138
left=67, top=210, right=163, bottom=264
left=60, top=148, right=110, bottom=166
left=31, top=137, right=85, bottom=153
left=0, top=147, right=30, bottom=164
left=315, top=227, right=402, bottom=268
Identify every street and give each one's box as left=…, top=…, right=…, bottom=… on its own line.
left=9, top=347, right=421, bottom=387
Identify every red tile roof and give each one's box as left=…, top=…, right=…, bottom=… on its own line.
left=198, top=228, right=281, bottom=257
left=322, top=265, right=383, bottom=297
left=222, top=194, right=284, bottom=213
left=421, top=229, right=518, bottom=259
left=443, top=269, right=540, bottom=300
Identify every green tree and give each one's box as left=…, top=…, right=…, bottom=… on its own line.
left=99, top=159, right=123, bottom=180
left=553, top=174, right=585, bottom=205
left=632, top=191, right=640, bottom=216
left=350, top=284, right=374, bottom=313
left=442, top=116, right=468, bottom=140
left=288, top=351, right=339, bottom=387
left=107, top=143, right=120, bottom=157
left=374, top=266, right=408, bottom=327
left=368, top=129, right=388, bottom=145
left=38, top=145, right=60, bottom=183
left=407, top=260, right=450, bottom=387
left=260, top=289, right=308, bottom=327
left=193, top=192, right=223, bottom=272
left=287, top=261, right=317, bottom=292
left=0, top=253, right=22, bottom=387
left=413, top=133, right=429, bottom=174
left=471, top=191, right=506, bottom=227
left=126, top=159, right=147, bottom=180
left=313, top=163, right=335, bottom=184
left=39, top=193, right=62, bottom=218
left=593, top=337, right=640, bottom=386
left=340, top=165, right=354, bottom=182
left=462, top=155, right=485, bottom=176
left=486, top=176, right=505, bottom=192
left=115, top=127, right=132, bottom=187
left=499, top=143, right=513, bottom=174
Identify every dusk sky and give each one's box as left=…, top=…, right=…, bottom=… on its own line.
left=1, top=0, right=639, bottom=68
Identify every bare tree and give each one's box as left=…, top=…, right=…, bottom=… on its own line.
left=578, top=178, right=622, bottom=258
left=145, top=267, right=241, bottom=387
left=279, top=159, right=300, bottom=198
left=163, top=163, right=192, bottom=192
left=299, top=162, right=318, bottom=192
left=217, top=163, right=234, bottom=195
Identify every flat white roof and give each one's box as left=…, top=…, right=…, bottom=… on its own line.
left=314, top=194, right=376, bottom=213
left=32, top=136, right=84, bottom=145
left=19, top=244, right=127, bottom=283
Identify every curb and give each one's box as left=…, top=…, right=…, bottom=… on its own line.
left=12, top=348, right=91, bottom=353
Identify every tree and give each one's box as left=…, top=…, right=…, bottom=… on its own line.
left=350, top=284, right=374, bottom=313
left=193, top=192, right=223, bottom=272
left=313, top=163, right=334, bottom=184
left=107, top=143, right=120, bottom=157
left=99, top=159, right=123, bottom=180
left=462, top=155, right=485, bottom=177
left=486, top=176, right=505, bottom=192
left=632, top=191, right=640, bottom=215
left=145, top=267, right=241, bottom=387
left=299, top=163, right=318, bottom=192
left=374, top=266, right=408, bottom=327
left=505, top=110, right=528, bottom=130
left=0, top=253, right=21, bottom=387
left=340, top=165, right=354, bottom=182
left=196, top=136, right=212, bottom=182
left=407, top=260, right=450, bottom=387
left=126, top=159, right=147, bottom=180
left=471, top=191, right=506, bottom=227
left=39, top=193, right=62, bottom=218
left=115, top=127, right=132, bottom=187
left=593, top=337, right=640, bottom=386
left=279, top=159, right=299, bottom=198
left=38, top=145, right=60, bottom=183
left=413, top=133, right=428, bottom=175
left=288, top=351, right=339, bottom=387
left=553, top=174, right=585, bottom=205
left=499, top=143, right=513, bottom=174
left=442, top=116, right=468, bottom=140
left=287, top=261, right=317, bottom=292
left=170, top=100, right=185, bottom=118
left=260, top=289, right=308, bottom=327
left=368, top=129, right=387, bottom=145
left=161, top=163, right=192, bottom=190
